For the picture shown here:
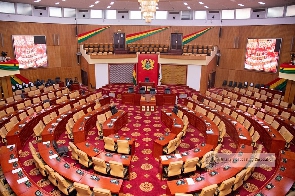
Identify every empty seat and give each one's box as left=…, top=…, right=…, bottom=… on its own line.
left=109, top=160, right=128, bottom=179
left=55, top=172, right=75, bottom=195
left=74, top=182, right=93, bottom=196
left=216, top=177, right=235, bottom=196
left=198, top=184, right=218, bottom=196
left=183, top=157, right=199, bottom=174
left=92, top=157, right=110, bottom=175
left=163, top=160, right=183, bottom=178
left=117, top=140, right=130, bottom=154
left=77, top=149, right=93, bottom=168
left=103, top=137, right=117, bottom=152
left=93, top=187, right=112, bottom=196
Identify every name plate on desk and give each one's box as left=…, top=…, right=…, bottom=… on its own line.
left=7, top=144, right=15, bottom=149
left=49, top=154, right=58, bottom=159
left=186, top=178, right=195, bottom=185
left=8, top=158, right=18, bottom=163
left=206, top=129, right=214, bottom=134
left=174, top=124, right=181, bottom=128
left=12, top=168, right=22, bottom=174
left=17, top=177, right=29, bottom=184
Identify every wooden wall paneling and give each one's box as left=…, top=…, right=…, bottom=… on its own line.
left=88, top=64, right=95, bottom=89
left=199, top=66, right=207, bottom=94
left=215, top=68, right=229, bottom=87
left=219, top=26, right=240, bottom=49
left=1, top=76, right=12, bottom=98
left=219, top=48, right=244, bottom=70
left=59, top=45, right=78, bottom=67
left=161, top=64, right=187, bottom=85
left=227, top=70, right=236, bottom=83
left=284, top=80, right=295, bottom=104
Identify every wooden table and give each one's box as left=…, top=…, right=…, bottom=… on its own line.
left=161, top=109, right=184, bottom=135
left=153, top=132, right=176, bottom=159
left=76, top=141, right=101, bottom=157
left=122, top=92, right=176, bottom=106
left=108, top=134, right=135, bottom=155
left=103, top=110, right=128, bottom=136
left=140, top=94, right=156, bottom=112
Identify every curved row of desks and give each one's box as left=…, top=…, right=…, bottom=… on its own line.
left=193, top=94, right=285, bottom=154
left=0, top=145, right=51, bottom=196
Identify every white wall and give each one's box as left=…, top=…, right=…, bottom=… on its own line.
left=0, top=12, right=295, bottom=26
left=187, top=65, right=202, bottom=91
left=95, top=63, right=108, bottom=89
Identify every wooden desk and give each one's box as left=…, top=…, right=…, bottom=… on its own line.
left=96, top=152, right=131, bottom=167
left=72, top=105, right=110, bottom=144
left=71, top=83, right=80, bottom=91
left=76, top=141, right=101, bottom=157
left=138, top=82, right=155, bottom=91
left=122, top=93, right=176, bottom=106
left=0, top=146, right=50, bottom=196
left=103, top=110, right=128, bottom=137
left=38, top=142, right=123, bottom=194
left=140, top=94, right=156, bottom=112
left=153, top=132, right=176, bottom=159
left=161, top=109, right=184, bottom=135
left=177, top=106, right=219, bottom=147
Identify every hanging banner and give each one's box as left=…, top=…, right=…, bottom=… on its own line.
left=78, top=26, right=110, bottom=43
left=182, top=27, right=214, bottom=45
left=126, top=27, right=169, bottom=44
left=137, top=54, right=158, bottom=85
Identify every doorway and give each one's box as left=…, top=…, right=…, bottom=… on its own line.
left=170, top=33, right=183, bottom=50
left=114, top=32, right=125, bottom=50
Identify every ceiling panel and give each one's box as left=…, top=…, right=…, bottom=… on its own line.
left=4, top=0, right=295, bottom=11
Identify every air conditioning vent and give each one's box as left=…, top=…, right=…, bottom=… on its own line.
left=169, top=11, right=179, bottom=15
left=209, top=10, right=219, bottom=14
left=34, top=6, right=46, bottom=10
left=78, top=10, right=89, bottom=13
left=253, top=8, right=265, bottom=12
left=118, top=10, right=129, bottom=13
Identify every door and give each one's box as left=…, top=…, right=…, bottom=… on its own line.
left=208, top=71, right=216, bottom=88
left=170, top=33, right=183, bottom=50
left=81, top=69, right=88, bottom=86
left=114, top=32, right=125, bottom=50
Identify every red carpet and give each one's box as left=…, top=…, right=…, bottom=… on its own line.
left=2, top=85, right=294, bottom=195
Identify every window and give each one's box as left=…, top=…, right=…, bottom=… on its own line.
left=155, top=11, right=167, bottom=19
left=267, top=7, right=284, bottom=18
left=16, top=3, right=32, bottom=15
left=0, top=2, right=15, bottom=14
left=49, top=7, right=62, bottom=17
left=286, top=5, right=295, bottom=17
left=129, top=11, right=141, bottom=19
left=222, top=10, right=234, bottom=19
left=90, top=9, right=102, bottom=18
left=105, top=10, right=116, bottom=19
left=64, top=8, right=76, bottom=17
left=236, top=8, right=251, bottom=19
left=194, top=11, right=206, bottom=19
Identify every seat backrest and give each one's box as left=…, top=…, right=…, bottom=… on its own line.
left=243, top=119, right=251, bottom=130
left=183, top=157, right=199, bottom=173
left=168, top=161, right=183, bottom=177
left=256, top=111, right=265, bottom=119
left=223, top=107, right=231, bottom=115
left=280, top=101, right=289, bottom=108
left=219, top=177, right=236, bottom=191
left=272, top=99, right=280, bottom=105
left=254, top=101, right=262, bottom=108
left=264, top=114, right=274, bottom=124
left=93, top=187, right=112, bottom=196
left=199, top=184, right=218, bottom=196
left=281, top=111, right=291, bottom=119
left=103, top=137, right=116, bottom=151
left=109, top=160, right=124, bottom=177
left=74, top=182, right=92, bottom=196
left=247, top=107, right=255, bottom=115
left=117, top=140, right=130, bottom=154
left=19, top=112, right=27, bottom=120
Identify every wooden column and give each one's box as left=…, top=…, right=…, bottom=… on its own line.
left=284, top=80, right=295, bottom=104
left=1, top=76, right=13, bottom=98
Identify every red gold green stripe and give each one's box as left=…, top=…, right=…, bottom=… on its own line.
left=78, top=26, right=110, bottom=43
left=126, top=27, right=169, bottom=44
left=182, top=27, right=214, bottom=45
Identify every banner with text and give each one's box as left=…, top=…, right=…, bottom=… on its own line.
left=137, top=54, right=158, bottom=85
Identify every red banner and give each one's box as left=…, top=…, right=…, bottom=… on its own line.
left=137, top=54, right=158, bottom=85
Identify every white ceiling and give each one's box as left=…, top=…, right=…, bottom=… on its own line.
left=4, top=0, right=295, bottom=11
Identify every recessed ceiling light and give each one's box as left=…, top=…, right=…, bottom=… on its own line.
left=258, top=2, right=265, bottom=4
left=34, top=0, right=41, bottom=2
left=89, top=5, right=94, bottom=7
left=183, top=2, right=188, bottom=5
left=55, top=2, right=60, bottom=4
left=156, top=7, right=159, bottom=9
left=139, top=7, right=141, bottom=9
left=110, top=2, right=114, bottom=5
left=94, top=1, right=99, bottom=4
left=204, top=5, right=209, bottom=8
left=62, top=0, right=65, bottom=1
left=238, top=4, right=244, bottom=6
left=199, top=2, right=204, bottom=4
left=187, top=6, right=191, bottom=9
left=107, top=5, right=111, bottom=8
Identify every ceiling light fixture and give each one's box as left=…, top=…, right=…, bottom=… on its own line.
left=89, top=5, right=94, bottom=7
left=204, top=5, right=209, bottom=8
left=138, top=0, right=159, bottom=23
left=107, top=5, right=111, bottom=8
left=187, top=6, right=191, bottom=9
left=183, top=2, right=188, bottom=5
left=94, top=1, right=99, bottom=4
left=34, top=0, right=41, bottom=2
left=238, top=4, right=244, bottom=6
left=258, top=2, right=265, bottom=4
left=199, top=2, right=204, bottom=4
left=55, top=2, right=60, bottom=4
left=110, top=2, right=114, bottom=5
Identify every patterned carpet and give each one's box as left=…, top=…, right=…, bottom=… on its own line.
left=2, top=85, right=295, bottom=196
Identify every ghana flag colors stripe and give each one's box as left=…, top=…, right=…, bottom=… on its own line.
left=182, top=27, right=214, bottom=45
left=78, top=26, right=110, bottom=43
left=0, top=60, right=19, bottom=71
left=126, top=27, right=169, bottom=44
